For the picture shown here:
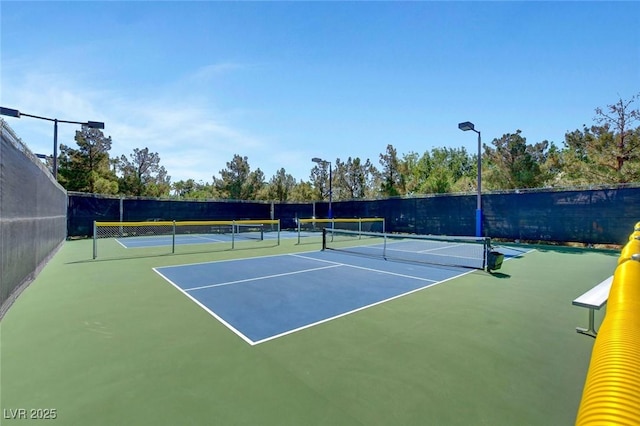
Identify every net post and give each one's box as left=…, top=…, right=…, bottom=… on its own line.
left=260, top=225, right=264, bottom=241
left=297, top=219, right=301, bottom=244
left=382, top=218, right=386, bottom=234
left=231, top=220, right=235, bottom=249
left=93, top=221, right=97, bottom=259
left=322, top=228, right=327, bottom=250
left=383, top=232, right=387, bottom=259
left=359, top=218, right=362, bottom=239
left=483, top=237, right=490, bottom=270
left=172, top=220, right=176, bottom=254
left=119, top=197, right=124, bottom=232
left=277, top=219, right=281, bottom=245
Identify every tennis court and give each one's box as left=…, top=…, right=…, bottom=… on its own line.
left=0, top=235, right=618, bottom=425
left=154, top=245, right=526, bottom=345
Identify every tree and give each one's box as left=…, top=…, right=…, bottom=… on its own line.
left=379, top=144, right=405, bottom=197
left=289, top=180, right=316, bottom=202
left=213, top=154, right=264, bottom=200
left=172, top=179, right=219, bottom=199
left=333, top=157, right=377, bottom=200
left=400, top=147, right=476, bottom=195
left=483, top=130, right=550, bottom=190
left=400, top=151, right=425, bottom=194
left=310, top=161, right=332, bottom=201
left=57, top=126, right=118, bottom=194
left=539, top=142, right=565, bottom=187
left=562, top=94, right=640, bottom=184
left=260, top=168, right=297, bottom=202
left=172, top=179, right=198, bottom=198
left=117, top=147, right=170, bottom=197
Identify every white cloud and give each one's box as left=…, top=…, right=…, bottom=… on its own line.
left=104, top=96, right=269, bottom=182
left=2, top=56, right=316, bottom=182
left=188, top=62, right=248, bottom=83
left=3, top=63, right=276, bottom=183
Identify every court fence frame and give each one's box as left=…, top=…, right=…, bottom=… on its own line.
left=68, top=185, right=640, bottom=246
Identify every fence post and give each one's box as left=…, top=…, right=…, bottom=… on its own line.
left=172, top=220, right=176, bottom=254
left=93, top=221, right=97, bottom=259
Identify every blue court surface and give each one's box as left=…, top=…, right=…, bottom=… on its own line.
left=154, top=247, right=526, bottom=345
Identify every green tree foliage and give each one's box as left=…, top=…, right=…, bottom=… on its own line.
left=561, top=94, right=640, bottom=184
left=333, top=157, right=377, bottom=200
left=310, top=161, right=332, bottom=202
left=213, top=154, right=265, bottom=200
left=379, top=144, right=405, bottom=197
left=483, top=130, right=551, bottom=190
left=402, top=147, right=476, bottom=195
left=56, top=94, right=639, bottom=199
left=57, top=126, right=118, bottom=194
left=259, top=168, right=297, bottom=202
left=288, top=180, right=316, bottom=202
left=172, top=179, right=218, bottom=199
left=400, top=151, right=422, bottom=194
left=117, top=147, right=171, bottom=197
left=172, top=179, right=197, bottom=198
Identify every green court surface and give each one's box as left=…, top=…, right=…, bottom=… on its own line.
left=0, top=238, right=617, bottom=425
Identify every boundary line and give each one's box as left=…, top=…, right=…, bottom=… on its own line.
left=290, top=253, right=438, bottom=283
left=183, top=264, right=342, bottom=291
left=152, top=268, right=255, bottom=345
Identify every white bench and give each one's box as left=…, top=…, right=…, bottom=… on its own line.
left=572, top=276, right=613, bottom=338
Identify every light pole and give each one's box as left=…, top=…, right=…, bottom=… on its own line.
left=312, top=157, right=332, bottom=219
left=0, top=107, right=105, bottom=179
left=458, top=121, right=482, bottom=237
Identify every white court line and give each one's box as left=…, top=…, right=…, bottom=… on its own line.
left=152, top=268, right=255, bottom=345
left=290, top=253, right=438, bottom=283
left=183, top=264, right=343, bottom=292
left=416, top=243, right=465, bottom=253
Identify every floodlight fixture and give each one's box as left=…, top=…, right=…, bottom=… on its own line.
left=458, top=121, right=476, bottom=132
left=0, top=106, right=105, bottom=179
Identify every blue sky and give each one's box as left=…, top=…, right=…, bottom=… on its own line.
left=1, top=1, right=639, bottom=184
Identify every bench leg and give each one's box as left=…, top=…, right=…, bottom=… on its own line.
left=576, top=309, right=597, bottom=338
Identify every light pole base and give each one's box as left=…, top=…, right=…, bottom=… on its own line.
left=476, top=209, right=483, bottom=237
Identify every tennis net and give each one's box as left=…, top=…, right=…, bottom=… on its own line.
left=296, top=217, right=385, bottom=243
left=322, top=228, right=491, bottom=270
left=93, top=219, right=280, bottom=259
